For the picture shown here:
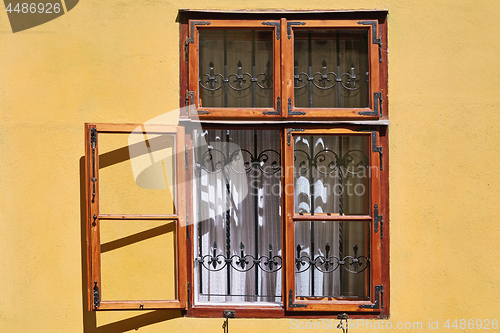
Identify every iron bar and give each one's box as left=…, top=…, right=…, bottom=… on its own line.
left=223, top=30, right=228, bottom=107
left=225, top=130, right=231, bottom=295
left=253, top=130, right=259, bottom=296
left=252, top=30, right=256, bottom=108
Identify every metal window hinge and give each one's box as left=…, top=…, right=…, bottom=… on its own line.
left=262, top=22, right=280, bottom=40
left=263, top=97, right=281, bottom=115
left=187, top=282, right=191, bottom=308
left=374, top=204, right=383, bottom=239
left=93, top=281, right=100, bottom=308
left=185, top=21, right=211, bottom=61
left=90, top=128, right=97, bottom=201
left=289, top=289, right=307, bottom=308
left=287, top=21, right=305, bottom=39
left=185, top=91, right=194, bottom=115
left=359, top=285, right=383, bottom=309
left=356, top=129, right=383, bottom=170
left=287, top=128, right=305, bottom=146
left=288, top=97, right=306, bottom=115
left=359, top=92, right=382, bottom=117
left=357, top=21, right=382, bottom=63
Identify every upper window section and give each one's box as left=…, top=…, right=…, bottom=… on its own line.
left=185, top=18, right=385, bottom=119
left=293, top=29, right=369, bottom=108
left=199, top=29, right=274, bottom=108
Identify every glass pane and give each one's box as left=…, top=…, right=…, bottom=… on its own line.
left=100, top=220, right=177, bottom=301
left=199, top=29, right=274, bottom=108
left=295, top=221, right=369, bottom=298
left=294, top=30, right=369, bottom=108
left=99, top=132, right=176, bottom=215
left=194, top=129, right=281, bottom=304
left=294, top=135, right=369, bottom=215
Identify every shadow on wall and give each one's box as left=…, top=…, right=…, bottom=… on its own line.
left=79, top=156, right=183, bottom=332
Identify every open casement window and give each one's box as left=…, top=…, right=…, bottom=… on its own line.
left=85, top=123, right=187, bottom=310
left=185, top=18, right=383, bottom=120
left=284, top=128, right=383, bottom=312
left=284, top=20, right=382, bottom=119
left=187, top=20, right=281, bottom=118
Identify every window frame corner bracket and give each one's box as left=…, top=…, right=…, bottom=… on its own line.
left=262, top=21, right=280, bottom=40
left=357, top=20, right=382, bottom=62
left=289, top=289, right=307, bottom=308
left=359, top=285, right=383, bottom=309
left=287, top=128, right=305, bottom=146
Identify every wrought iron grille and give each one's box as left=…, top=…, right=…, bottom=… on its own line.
left=195, top=131, right=370, bottom=299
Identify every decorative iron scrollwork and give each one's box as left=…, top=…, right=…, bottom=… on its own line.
left=295, top=243, right=369, bottom=274
left=197, top=241, right=283, bottom=273
left=293, top=60, right=366, bottom=93
left=294, top=148, right=368, bottom=177
left=197, top=146, right=281, bottom=175
left=199, top=60, right=273, bottom=93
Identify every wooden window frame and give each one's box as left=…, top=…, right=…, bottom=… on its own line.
left=85, top=123, right=187, bottom=311
left=183, top=124, right=388, bottom=319
left=183, top=14, right=387, bottom=121
left=187, top=20, right=282, bottom=119
left=284, top=128, right=382, bottom=312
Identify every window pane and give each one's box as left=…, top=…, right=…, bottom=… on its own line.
left=295, top=221, right=369, bottom=298
left=199, top=30, right=274, bottom=108
left=294, top=30, right=369, bottom=108
left=100, top=220, right=177, bottom=301
left=194, top=129, right=281, bottom=304
left=99, top=132, right=176, bottom=215
left=294, top=135, right=369, bottom=215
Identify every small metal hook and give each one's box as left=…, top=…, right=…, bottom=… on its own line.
left=337, top=313, right=348, bottom=333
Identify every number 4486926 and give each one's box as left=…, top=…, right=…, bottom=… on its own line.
left=6, top=3, right=61, bottom=14
left=444, top=319, right=498, bottom=330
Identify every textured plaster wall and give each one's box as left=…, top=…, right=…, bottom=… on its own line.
left=1, top=0, right=499, bottom=332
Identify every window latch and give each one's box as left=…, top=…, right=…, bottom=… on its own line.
left=374, top=204, right=384, bottom=239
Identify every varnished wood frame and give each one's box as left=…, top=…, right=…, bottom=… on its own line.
left=283, top=20, right=381, bottom=120
left=187, top=20, right=282, bottom=119
left=183, top=125, right=388, bottom=318
left=85, top=123, right=187, bottom=311
left=284, top=128, right=382, bottom=313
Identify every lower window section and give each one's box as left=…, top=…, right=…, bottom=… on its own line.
left=295, top=221, right=370, bottom=299
left=193, top=129, right=282, bottom=305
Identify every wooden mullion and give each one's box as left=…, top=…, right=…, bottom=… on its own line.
left=175, top=126, right=187, bottom=309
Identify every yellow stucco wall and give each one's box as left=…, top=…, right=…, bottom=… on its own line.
left=1, top=1, right=500, bottom=332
